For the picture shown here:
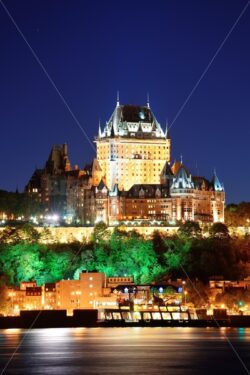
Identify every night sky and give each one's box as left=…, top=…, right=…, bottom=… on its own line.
left=0, top=0, right=250, bottom=203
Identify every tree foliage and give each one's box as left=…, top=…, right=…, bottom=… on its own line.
left=0, top=223, right=41, bottom=244
left=185, top=280, right=210, bottom=308
left=225, top=202, right=250, bottom=227
left=0, top=224, right=249, bottom=286
left=209, top=222, right=229, bottom=239
left=0, top=190, right=43, bottom=218
left=215, top=289, right=250, bottom=309
left=178, top=221, right=202, bottom=238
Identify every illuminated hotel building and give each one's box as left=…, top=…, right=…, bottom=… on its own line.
left=96, top=97, right=170, bottom=191
left=26, top=98, right=225, bottom=225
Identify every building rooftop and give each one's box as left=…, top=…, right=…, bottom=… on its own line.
left=98, top=102, right=166, bottom=139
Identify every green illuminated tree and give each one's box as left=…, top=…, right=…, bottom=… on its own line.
left=41, top=248, right=75, bottom=284
left=94, top=242, right=117, bottom=276
left=164, top=237, right=192, bottom=274
left=0, top=243, right=43, bottom=285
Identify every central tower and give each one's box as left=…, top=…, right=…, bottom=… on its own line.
left=95, top=98, right=171, bottom=191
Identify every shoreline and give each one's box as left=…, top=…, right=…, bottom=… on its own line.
left=0, top=310, right=249, bottom=329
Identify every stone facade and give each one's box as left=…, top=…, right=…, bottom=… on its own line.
left=26, top=99, right=225, bottom=225
left=95, top=101, right=170, bottom=191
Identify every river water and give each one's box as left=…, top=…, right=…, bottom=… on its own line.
left=0, top=327, right=249, bottom=374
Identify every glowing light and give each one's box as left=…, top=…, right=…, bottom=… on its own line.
left=139, top=111, right=145, bottom=120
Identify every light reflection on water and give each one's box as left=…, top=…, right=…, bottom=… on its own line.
left=0, top=327, right=250, bottom=374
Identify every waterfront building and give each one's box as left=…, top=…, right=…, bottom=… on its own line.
left=8, top=282, right=42, bottom=314
left=55, top=272, right=106, bottom=314
left=44, top=283, right=56, bottom=310
left=7, top=272, right=106, bottom=315
left=6, top=272, right=184, bottom=316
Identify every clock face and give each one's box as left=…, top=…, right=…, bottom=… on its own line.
left=139, top=110, right=145, bottom=120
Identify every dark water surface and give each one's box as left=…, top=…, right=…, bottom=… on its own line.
left=0, top=327, right=250, bottom=375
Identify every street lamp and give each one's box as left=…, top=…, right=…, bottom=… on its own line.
left=182, top=281, right=186, bottom=305
left=184, top=291, right=188, bottom=305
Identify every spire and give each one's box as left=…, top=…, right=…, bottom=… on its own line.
left=172, top=163, right=193, bottom=190
left=165, top=119, right=168, bottom=138
left=164, top=119, right=171, bottom=139
left=98, top=119, right=102, bottom=138
left=195, top=161, right=199, bottom=176
left=116, top=91, right=120, bottom=107
left=180, top=154, right=183, bottom=164
left=147, top=92, right=150, bottom=108
left=211, top=169, right=224, bottom=191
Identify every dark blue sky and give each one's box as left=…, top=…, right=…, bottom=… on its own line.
left=1, top=0, right=250, bottom=203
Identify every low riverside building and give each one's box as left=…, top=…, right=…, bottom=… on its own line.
left=7, top=282, right=42, bottom=315
left=107, top=276, right=135, bottom=288
left=6, top=272, right=185, bottom=316
left=56, top=279, right=82, bottom=313
left=7, top=273, right=106, bottom=315
left=210, top=278, right=250, bottom=291
left=56, top=272, right=106, bottom=314
left=25, top=287, right=42, bottom=310
left=44, top=283, right=56, bottom=310
left=209, top=278, right=250, bottom=297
